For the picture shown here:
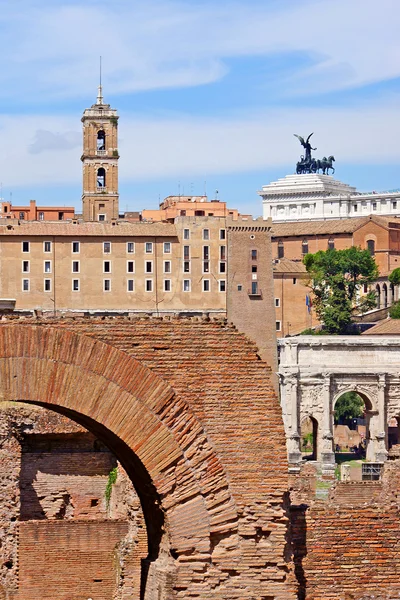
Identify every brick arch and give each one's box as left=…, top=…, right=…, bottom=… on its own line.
left=0, top=325, right=239, bottom=596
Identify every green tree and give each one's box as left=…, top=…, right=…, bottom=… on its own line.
left=389, top=301, right=400, bottom=319
left=389, top=267, right=400, bottom=286
left=334, top=392, right=364, bottom=426
left=303, top=247, right=379, bottom=334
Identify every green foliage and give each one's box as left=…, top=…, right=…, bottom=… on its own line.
left=112, top=149, right=119, bottom=157
left=334, top=392, right=364, bottom=425
left=389, top=301, right=400, bottom=319
left=302, top=432, right=313, bottom=451
left=303, top=247, right=379, bottom=334
left=105, top=467, right=118, bottom=508
left=389, top=267, right=400, bottom=286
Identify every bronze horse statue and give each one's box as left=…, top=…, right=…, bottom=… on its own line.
left=316, top=155, right=335, bottom=175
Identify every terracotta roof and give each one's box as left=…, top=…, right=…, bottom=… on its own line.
left=0, top=221, right=177, bottom=237
left=362, top=319, right=400, bottom=336
left=273, top=258, right=307, bottom=274
left=270, top=215, right=393, bottom=238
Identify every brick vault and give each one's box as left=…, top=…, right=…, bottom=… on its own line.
left=0, top=318, right=297, bottom=600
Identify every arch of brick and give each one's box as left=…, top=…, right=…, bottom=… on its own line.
left=0, top=320, right=296, bottom=600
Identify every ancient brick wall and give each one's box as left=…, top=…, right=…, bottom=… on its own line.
left=291, top=461, right=400, bottom=600
left=0, top=316, right=296, bottom=600
left=18, top=520, right=129, bottom=600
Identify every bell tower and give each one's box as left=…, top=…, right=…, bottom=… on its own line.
left=81, top=84, right=119, bottom=221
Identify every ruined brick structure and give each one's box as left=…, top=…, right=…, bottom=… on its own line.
left=290, top=461, right=400, bottom=600
left=0, top=316, right=296, bottom=600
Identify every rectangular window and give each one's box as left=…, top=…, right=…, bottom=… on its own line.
left=22, top=241, right=30, bottom=253
left=22, top=260, right=29, bottom=273
left=251, top=281, right=258, bottom=295
left=39, top=212, right=44, bottom=221
left=203, top=246, right=209, bottom=260
left=220, top=229, right=226, bottom=240
left=220, top=246, right=226, bottom=261
left=252, top=265, right=257, bottom=273
left=104, top=279, right=111, bottom=292
left=164, top=279, right=171, bottom=292
left=72, top=261, right=80, bottom=273
left=183, top=279, right=191, bottom=292
left=19, top=212, right=25, bottom=220
left=127, top=261, right=135, bottom=273
left=278, top=243, right=284, bottom=259
left=103, top=261, right=111, bottom=273
left=72, top=241, right=80, bottom=254
left=145, top=242, right=153, bottom=254
left=203, top=279, right=210, bottom=292
left=44, top=260, right=51, bottom=274
left=43, top=241, right=51, bottom=253
left=103, top=241, right=111, bottom=254
left=183, top=261, right=190, bottom=273
left=127, top=242, right=135, bottom=254
left=275, top=298, right=280, bottom=307
left=145, top=279, right=153, bottom=292
left=293, top=278, right=297, bottom=285
left=251, top=249, right=257, bottom=260
left=219, top=280, right=226, bottom=292
left=393, top=201, right=397, bottom=210
left=219, top=262, right=226, bottom=273
left=163, top=242, right=171, bottom=254
left=22, top=279, right=29, bottom=291
left=72, top=279, right=80, bottom=292
left=276, top=321, right=281, bottom=332
left=237, top=284, right=242, bottom=291
left=98, top=214, right=106, bottom=222
left=183, top=229, right=190, bottom=240
left=372, top=202, right=377, bottom=210
left=145, top=261, right=153, bottom=274
left=183, top=245, right=190, bottom=260
left=203, top=229, right=210, bottom=240
left=44, top=279, right=51, bottom=292
left=58, top=212, right=64, bottom=221
left=127, top=279, right=135, bottom=292
left=353, top=204, right=358, bottom=212
left=164, top=261, right=171, bottom=274
left=203, top=261, right=209, bottom=273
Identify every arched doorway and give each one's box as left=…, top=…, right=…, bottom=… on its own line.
left=300, top=415, right=318, bottom=460
left=383, top=283, right=388, bottom=308
left=333, top=391, right=372, bottom=470
left=388, top=416, right=400, bottom=450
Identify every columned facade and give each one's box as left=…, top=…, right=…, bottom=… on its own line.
left=278, top=336, right=400, bottom=473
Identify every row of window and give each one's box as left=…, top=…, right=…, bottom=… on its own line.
left=20, top=240, right=227, bottom=255
left=21, top=278, right=227, bottom=293
left=353, top=201, right=397, bottom=213
left=277, top=239, right=376, bottom=259
left=20, top=259, right=227, bottom=275
left=19, top=212, right=65, bottom=221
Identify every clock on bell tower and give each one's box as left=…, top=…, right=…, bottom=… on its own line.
left=81, top=85, right=119, bottom=221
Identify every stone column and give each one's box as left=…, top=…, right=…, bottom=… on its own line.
left=321, top=373, right=335, bottom=475
left=285, top=374, right=302, bottom=471
left=376, top=374, right=388, bottom=463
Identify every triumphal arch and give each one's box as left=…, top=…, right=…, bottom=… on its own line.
left=279, top=335, right=400, bottom=472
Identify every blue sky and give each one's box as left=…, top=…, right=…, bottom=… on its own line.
left=1, top=0, right=400, bottom=216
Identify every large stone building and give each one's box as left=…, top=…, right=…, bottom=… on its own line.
left=271, top=215, right=400, bottom=335
left=260, top=172, right=400, bottom=222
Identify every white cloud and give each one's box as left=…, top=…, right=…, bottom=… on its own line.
left=0, top=0, right=399, bottom=100
left=1, top=97, right=400, bottom=190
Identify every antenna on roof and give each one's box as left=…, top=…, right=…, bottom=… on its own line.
left=96, top=56, right=103, bottom=105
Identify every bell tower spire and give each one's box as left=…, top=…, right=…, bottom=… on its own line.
left=81, top=63, right=119, bottom=222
